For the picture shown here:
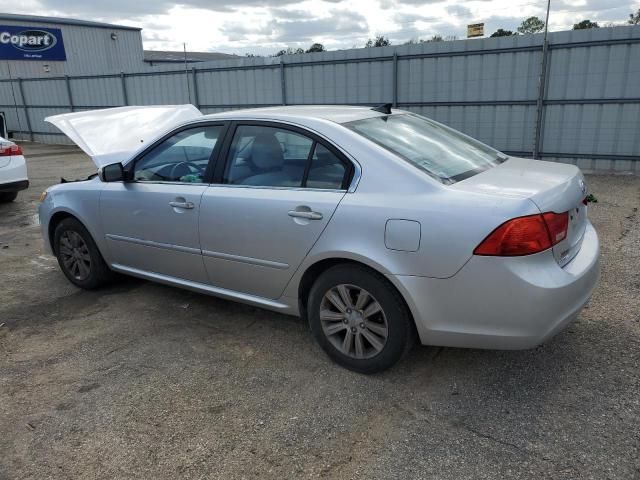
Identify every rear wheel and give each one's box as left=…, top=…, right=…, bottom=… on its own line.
left=53, top=218, right=112, bottom=289
left=0, top=192, right=18, bottom=203
left=307, top=264, right=415, bottom=373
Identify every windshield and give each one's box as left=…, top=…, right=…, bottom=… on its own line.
left=345, top=113, right=507, bottom=184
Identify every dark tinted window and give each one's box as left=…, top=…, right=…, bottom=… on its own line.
left=134, top=126, right=223, bottom=183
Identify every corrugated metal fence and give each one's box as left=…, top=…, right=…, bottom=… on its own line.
left=1, top=26, right=639, bottom=172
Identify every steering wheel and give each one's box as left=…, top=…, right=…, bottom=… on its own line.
left=168, top=161, right=204, bottom=180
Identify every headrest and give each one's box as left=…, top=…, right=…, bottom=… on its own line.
left=251, top=132, right=283, bottom=170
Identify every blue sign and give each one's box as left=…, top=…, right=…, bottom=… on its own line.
left=0, top=25, right=66, bottom=60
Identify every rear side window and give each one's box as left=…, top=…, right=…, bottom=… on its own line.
left=223, top=124, right=351, bottom=190
left=306, top=144, right=347, bottom=190
left=345, top=113, right=506, bottom=184
left=224, top=125, right=312, bottom=187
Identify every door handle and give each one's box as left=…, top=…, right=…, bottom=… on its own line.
left=288, top=210, right=323, bottom=220
left=169, top=201, right=194, bottom=209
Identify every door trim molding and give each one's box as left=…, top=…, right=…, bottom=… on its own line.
left=105, top=233, right=201, bottom=255
left=202, top=249, right=290, bottom=270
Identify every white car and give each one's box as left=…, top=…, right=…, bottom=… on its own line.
left=0, top=137, right=28, bottom=202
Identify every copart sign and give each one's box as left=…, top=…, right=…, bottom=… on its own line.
left=0, top=25, right=66, bottom=60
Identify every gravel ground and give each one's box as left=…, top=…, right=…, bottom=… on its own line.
left=1, top=143, right=639, bottom=479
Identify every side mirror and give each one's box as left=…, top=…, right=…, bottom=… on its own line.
left=100, top=162, right=125, bottom=182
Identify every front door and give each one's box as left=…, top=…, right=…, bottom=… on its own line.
left=199, top=123, right=352, bottom=299
left=101, top=123, right=226, bottom=283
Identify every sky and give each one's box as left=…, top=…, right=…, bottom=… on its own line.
left=0, top=0, right=638, bottom=55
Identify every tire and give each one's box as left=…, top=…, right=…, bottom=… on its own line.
left=307, top=264, right=416, bottom=374
left=0, top=192, right=18, bottom=203
left=53, top=217, right=113, bottom=289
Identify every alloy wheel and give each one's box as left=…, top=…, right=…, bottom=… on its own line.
left=58, top=230, right=92, bottom=281
left=319, top=284, right=389, bottom=359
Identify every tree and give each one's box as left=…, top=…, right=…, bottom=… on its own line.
left=628, top=9, right=640, bottom=25
left=365, top=35, right=391, bottom=47
left=306, top=43, right=325, bottom=53
left=274, top=47, right=304, bottom=56
left=573, top=19, right=600, bottom=30
left=403, top=35, right=442, bottom=45
left=490, top=29, right=516, bottom=37
left=517, top=16, right=545, bottom=34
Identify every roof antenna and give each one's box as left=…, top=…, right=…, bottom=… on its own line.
left=371, top=103, right=392, bottom=114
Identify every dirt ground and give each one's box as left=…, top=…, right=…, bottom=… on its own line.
left=1, top=143, right=638, bottom=480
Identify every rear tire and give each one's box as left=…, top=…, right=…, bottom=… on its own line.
left=53, top=217, right=113, bottom=289
left=0, top=192, right=18, bottom=203
left=307, top=264, right=415, bottom=374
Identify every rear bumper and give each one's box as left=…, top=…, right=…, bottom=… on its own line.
left=0, top=155, right=28, bottom=192
left=390, top=221, right=600, bottom=350
left=0, top=179, right=29, bottom=192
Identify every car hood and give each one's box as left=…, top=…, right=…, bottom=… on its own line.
left=45, top=105, right=203, bottom=168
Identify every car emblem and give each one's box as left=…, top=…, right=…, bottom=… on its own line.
left=579, top=179, right=586, bottom=194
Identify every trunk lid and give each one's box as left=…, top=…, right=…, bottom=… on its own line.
left=45, top=105, right=202, bottom=168
left=453, top=157, right=588, bottom=266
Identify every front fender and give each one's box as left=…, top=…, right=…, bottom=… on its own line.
left=38, top=181, right=108, bottom=261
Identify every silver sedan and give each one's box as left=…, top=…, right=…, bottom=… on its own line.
left=39, top=104, right=600, bottom=373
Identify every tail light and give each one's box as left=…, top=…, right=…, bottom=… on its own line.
left=542, top=212, right=568, bottom=244
left=474, top=212, right=569, bottom=256
left=0, top=142, right=23, bottom=156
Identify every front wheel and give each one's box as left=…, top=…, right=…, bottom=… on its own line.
left=307, top=265, right=416, bottom=374
left=53, top=217, right=113, bottom=289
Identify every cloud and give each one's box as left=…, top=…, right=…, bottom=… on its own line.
left=0, top=0, right=633, bottom=55
left=271, top=10, right=369, bottom=42
left=21, top=0, right=306, bottom=19
left=446, top=5, right=472, bottom=17
left=393, top=12, right=440, bottom=24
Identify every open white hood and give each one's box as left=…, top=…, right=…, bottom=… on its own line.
left=45, top=105, right=203, bottom=168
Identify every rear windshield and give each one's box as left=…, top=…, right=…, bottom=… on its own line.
left=345, top=113, right=507, bottom=184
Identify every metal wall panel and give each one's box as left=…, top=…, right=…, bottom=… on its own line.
left=0, top=20, right=144, bottom=77
left=197, top=67, right=281, bottom=106
left=285, top=59, right=394, bottom=105
left=70, top=77, right=124, bottom=107
left=0, top=25, right=638, bottom=171
left=21, top=79, right=67, bottom=105
left=125, top=73, right=191, bottom=105
left=27, top=106, right=69, bottom=133
left=542, top=103, right=640, bottom=156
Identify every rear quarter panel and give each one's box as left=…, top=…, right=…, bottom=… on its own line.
left=281, top=127, right=541, bottom=299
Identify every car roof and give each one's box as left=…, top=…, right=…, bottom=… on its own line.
left=203, top=105, right=398, bottom=124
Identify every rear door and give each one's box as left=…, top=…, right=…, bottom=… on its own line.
left=100, top=122, right=227, bottom=283
left=198, top=121, right=353, bottom=299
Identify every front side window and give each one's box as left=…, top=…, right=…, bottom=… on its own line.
left=345, top=113, right=506, bottom=184
left=134, top=125, right=223, bottom=183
